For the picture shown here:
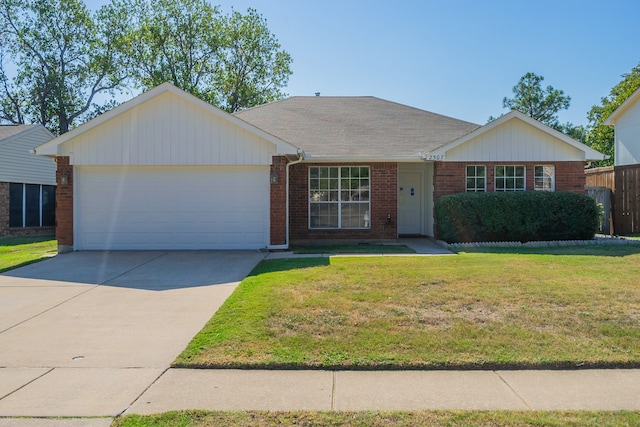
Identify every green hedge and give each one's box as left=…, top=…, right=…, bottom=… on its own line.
left=435, top=191, right=599, bottom=243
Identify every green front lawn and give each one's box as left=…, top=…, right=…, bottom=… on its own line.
left=113, top=410, right=640, bottom=427
left=0, top=235, right=57, bottom=273
left=290, top=243, right=415, bottom=254
left=176, top=245, right=640, bottom=369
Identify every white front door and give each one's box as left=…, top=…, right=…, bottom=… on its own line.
left=398, top=170, right=422, bottom=235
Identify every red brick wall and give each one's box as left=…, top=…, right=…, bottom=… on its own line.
left=56, top=157, right=74, bottom=250
left=433, top=161, right=586, bottom=202
left=433, top=161, right=587, bottom=237
left=289, top=162, right=397, bottom=243
left=270, top=156, right=287, bottom=245
left=0, top=181, right=55, bottom=238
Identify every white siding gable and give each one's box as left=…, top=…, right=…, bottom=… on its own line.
left=58, top=91, right=277, bottom=166
left=444, top=118, right=584, bottom=162
left=614, top=97, right=640, bottom=166
left=0, top=126, right=56, bottom=185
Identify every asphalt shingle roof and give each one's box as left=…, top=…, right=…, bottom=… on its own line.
left=0, top=124, right=38, bottom=142
left=234, top=96, right=480, bottom=159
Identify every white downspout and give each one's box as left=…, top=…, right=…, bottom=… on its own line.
left=268, top=150, right=305, bottom=250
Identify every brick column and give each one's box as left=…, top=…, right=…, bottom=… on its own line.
left=56, top=156, right=74, bottom=253
left=270, top=156, right=288, bottom=246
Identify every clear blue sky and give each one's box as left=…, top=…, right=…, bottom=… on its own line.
left=87, top=0, right=640, bottom=127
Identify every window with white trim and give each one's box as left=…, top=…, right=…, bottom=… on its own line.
left=9, top=183, right=56, bottom=228
left=534, top=165, right=555, bottom=191
left=495, top=165, right=525, bottom=191
left=309, top=166, right=370, bottom=229
left=466, top=165, right=486, bottom=192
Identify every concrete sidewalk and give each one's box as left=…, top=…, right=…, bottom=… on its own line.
left=124, top=368, right=640, bottom=414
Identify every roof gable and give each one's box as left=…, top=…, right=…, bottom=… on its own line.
left=0, top=124, right=56, bottom=185
left=235, top=96, right=480, bottom=160
left=604, top=87, right=640, bottom=125
left=35, top=83, right=299, bottom=162
left=430, top=111, right=606, bottom=162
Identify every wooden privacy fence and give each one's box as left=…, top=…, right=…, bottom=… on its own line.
left=586, top=164, right=640, bottom=235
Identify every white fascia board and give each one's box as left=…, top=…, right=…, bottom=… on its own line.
left=428, top=110, right=607, bottom=161
left=302, top=154, right=427, bottom=163
left=603, top=87, right=640, bottom=126
left=35, top=83, right=300, bottom=157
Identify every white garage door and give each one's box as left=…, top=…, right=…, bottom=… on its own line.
left=75, top=165, right=269, bottom=250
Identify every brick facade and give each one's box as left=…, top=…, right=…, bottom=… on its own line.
left=55, top=156, right=74, bottom=251
left=0, top=181, right=56, bottom=238
left=289, top=162, right=397, bottom=244
left=433, top=161, right=587, bottom=202
left=432, top=160, right=587, bottom=237
left=270, top=156, right=288, bottom=245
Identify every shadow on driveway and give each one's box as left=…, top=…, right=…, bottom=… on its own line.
left=1, top=250, right=267, bottom=290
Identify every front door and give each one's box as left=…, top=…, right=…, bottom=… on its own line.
left=398, top=170, right=422, bottom=235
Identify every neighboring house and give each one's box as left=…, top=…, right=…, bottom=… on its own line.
left=604, top=87, right=640, bottom=166
left=35, top=83, right=605, bottom=252
left=0, top=124, right=56, bottom=237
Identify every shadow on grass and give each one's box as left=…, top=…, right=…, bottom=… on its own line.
left=0, top=235, right=55, bottom=246
left=246, top=257, right=330, bottom=277
left=455, top=244, right=640, bottom=258
left=0, top=256, right=56, bottom=274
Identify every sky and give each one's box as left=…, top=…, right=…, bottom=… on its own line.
left=84, top=0, right=640, bottom=127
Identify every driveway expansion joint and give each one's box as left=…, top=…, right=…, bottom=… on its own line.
left=493, top=370, right=532, bottom=410
left=0, top=368, right=54, bottom=401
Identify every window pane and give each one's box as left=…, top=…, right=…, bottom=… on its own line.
left=25, top=184, right=40, bottom=227
left=515, top=166, right=525, bottom=177
left=477, top=178, right=485, bottom=189
left=495, top=166, right=505, bottom=177
left=9, top=183, right=23, bottom=227
left=466, top=166, right=474, bottom=176
left=42, top=185, right=55, bottom=227
left=309, top=166, right=369, bottom=229
left=477, top=167, right=485, bottom=177
left=515, top=178, right=525, bottom=190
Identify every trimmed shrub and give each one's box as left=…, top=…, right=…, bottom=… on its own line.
left=435, top=192, right=599, bottom=243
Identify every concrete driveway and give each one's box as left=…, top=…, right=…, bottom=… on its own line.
left=0, top=250, right=264, bottom=418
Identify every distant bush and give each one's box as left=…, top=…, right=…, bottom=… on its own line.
left=435, top=192, right=599, bottom=243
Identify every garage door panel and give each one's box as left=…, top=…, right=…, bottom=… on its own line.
left=76, top=166, right=269, bottom=250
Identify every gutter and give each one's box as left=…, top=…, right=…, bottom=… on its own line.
left=268, top=149, right=305, bottom=250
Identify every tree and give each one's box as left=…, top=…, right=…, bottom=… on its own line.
left=502, top=72, right=571, bottom=128
left=216, top=8, right=292, bottom=112
left=585, top=64, right=640, bottom=166
left=112, top=0, right=292, bottom=112
left=0, top=0, right=128, bottom=134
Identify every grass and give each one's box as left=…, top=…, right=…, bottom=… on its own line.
left=290, top=243, right=415, bottom=254
left=0, top=235, right=57, bottom=273
left=175, top=244, right=640, bottom=370
left=112, top=410, right=640, bottom=427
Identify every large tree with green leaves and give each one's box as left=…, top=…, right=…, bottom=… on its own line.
left=502, top=72, right=571, bottom=129
left=108, top=0, right=292, bottom=112
left=0, top=0, right=128, bottom=134
left=217, top=8, right=292, bottom=112
left=585, top=64, right=640, bottom=166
